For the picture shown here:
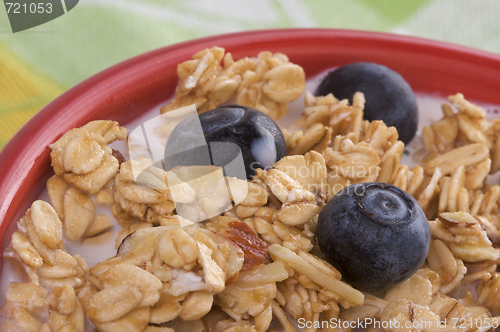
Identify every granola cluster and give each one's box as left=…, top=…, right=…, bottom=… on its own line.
left=4, top=47, right=500, bottom=332
left=77, top=225, right=248, bottom=331
left=2, top=201, right=88, bottom=331
left=49, top=120, right=126, bottom=194
left=160, top=47, right=305, bottom=120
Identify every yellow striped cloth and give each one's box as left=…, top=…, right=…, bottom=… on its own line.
left=0, top=42, right=63, bottom=147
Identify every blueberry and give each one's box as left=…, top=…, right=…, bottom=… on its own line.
left=317, top=182, right=430, bottom=291
left=315, top=62, right=418, bottom=144
left=164, top=105, right=287, bottom=179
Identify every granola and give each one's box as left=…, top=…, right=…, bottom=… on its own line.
left=3, top=47, right=500, bottom=332
left=160, top=47, right=305, bottom=120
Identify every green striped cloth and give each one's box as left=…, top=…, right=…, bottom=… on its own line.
left=1, top=0, right=499, bottom=148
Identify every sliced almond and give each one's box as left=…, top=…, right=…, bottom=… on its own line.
left=424, top=143, right=489, bottom=176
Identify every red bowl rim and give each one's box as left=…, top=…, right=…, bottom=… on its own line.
left=2, top=28, right=500, bottom=250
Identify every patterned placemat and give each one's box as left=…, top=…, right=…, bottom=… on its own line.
left=1, top=0, right=499, bottom=148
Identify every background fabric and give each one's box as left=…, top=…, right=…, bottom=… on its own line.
left=1, top=0, right=499, bottom=148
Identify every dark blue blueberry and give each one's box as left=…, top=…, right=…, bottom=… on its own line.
left=317, top=182, right=430, bottom=291
left=164, top=105, right=287, bottom=179
left=315, top=62, right=418, bottom=144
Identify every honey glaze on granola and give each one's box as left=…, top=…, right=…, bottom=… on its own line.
left=3, top=46, right=500, bottom=332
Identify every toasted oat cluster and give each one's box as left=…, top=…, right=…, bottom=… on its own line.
left=160, top=46, right=306, bottom=120
left=3, top=47, right=500, bottom=332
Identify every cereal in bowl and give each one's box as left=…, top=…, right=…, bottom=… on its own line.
left=2, top=46, right=500, bottom=332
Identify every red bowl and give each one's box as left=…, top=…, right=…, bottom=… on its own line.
left=2, top=28, right=500, bottom=255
